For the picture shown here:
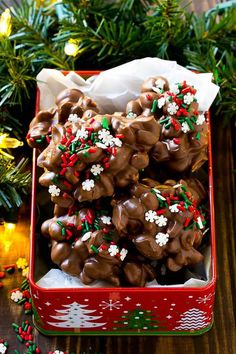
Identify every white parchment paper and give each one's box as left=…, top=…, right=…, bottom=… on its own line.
left=37, top=57, right=219, bottom=113
left=36, top=58, right=217, bottom=289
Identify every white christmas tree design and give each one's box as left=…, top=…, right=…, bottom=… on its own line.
left=47, top=301, right=106, bottom=328
left=175, top=308, right=210, bottom=330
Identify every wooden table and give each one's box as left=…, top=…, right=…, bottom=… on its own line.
left=0, top=112, right=235, bottom=354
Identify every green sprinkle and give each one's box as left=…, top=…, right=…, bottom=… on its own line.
left=12, top=323, right=19, bottom=330
left=58, top=145, right=66, bottom=151
left=71, top=142, right=76, bottom=153
left=85, top=221, right=90, bottom=231
left=196, top=132, right=201, bottom=140
left=35, top=138, right=43, bottom=143
left=181, top=185, right=187, bottom=192
left=90, top=245, right=99, bottom=254
left=18, top=298, right=26, bottom=305
left=186, top=118, right=194, bottom=130
left=57, top=221, right=64, bottom=227
left=185, top=221, right=196, bottom=230
left=16, top=334, right=24, bottom=343
left=165, top=122, right=171, bottom=129
left=83, top=152, right=89, bottom=157
left=14, top=350, right=20, bottom=354
left=101, top=116, right=109, bottom=129
left=62, top=227, right=66, bottom=236
left=160, top=117, right=170, bottom=124
left=151, top=99, right=157, bottom=113
left=103, top=235, right=112, bottom=241
left=94, top=225, right=100, bottom=230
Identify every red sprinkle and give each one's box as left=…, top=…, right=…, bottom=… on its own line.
left=29, top=137, right=35, bottom=142
left=77, top=225, right=83, bottom=231
left=156, top=209, right=166, bottom=215
left=3, top=264, right=15, bottom=270
left=63, top=180, right=72, bottom=189
left=115, top=134, right=124, bottom=139
left=59, top=168, right=67, bottom=176
left=173, top=138, right=180, bottom=145
left=102, top=228, right=109, bottom=234
left=184, top=218, right=191, bottom=227
left=90, top=118, right=95, bottom=124
left=46, top=135, right=51, bottom=144
left=26, top=133, right=30, bottom=139
left=146, top=94, right=152, bottom=101
left=62, top=192, right=70, bottom=199
left=104, top=163, right=110, bottom=169
left=101, top=245, right=108, bottom=250
left=0, top=272, right=5, bottom=279
left=88, top=147, right=96, bottom=153
left=182, top=87, right=191, bottom=94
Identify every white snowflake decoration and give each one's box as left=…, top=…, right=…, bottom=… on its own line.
left=196, top=114, right=206, bottom=125
left=68, top=113, right=80, bottom=123
left=184, top=92, right=194, bottom=105
left=127, top=111, right=137, bottom=119
left=169, top=84, right=180, bottom=95
left=11, top=290, right=23, bottom=302
left=76, top=126, right=89, bottom=140
left=181, top=122, right=190, bottom=133
left=53, top=351, right=65, bottom=354
left=169, top=204, right=180, bottom=213
left=48, top=185, right=60, bottom=197
left=0, top=343, right=7, bottom=354
left=196, top=294, right=213, bottom=304
left=155, top=232, right=169, bottom=246
left=108, top=244, right=119, bottom=256
left=99, top=299, right=122, bottom=311
left=81, top=231, right=92, bottom=242
left=100, top=215, right=112, bottom=225
left=90, top=164, right=104, bottom=176
left=82, top=179, right=95, bottom=191
left=145, top=210, right=157, bottom=223
left=98, top=129, right=111, bottom=141
left=155, top=215, right=168, bottom=227
left=167, top=102, right=179, bottom=115
left=158, top=97, right=165, bottom=108
left=120, top=248, right=128, bottom=261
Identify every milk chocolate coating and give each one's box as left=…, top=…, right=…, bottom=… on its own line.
left=112, top=178, right=206, bottom=271
left=26, top=88, right=98, bottom=148
left=38, top=113, right=160, bottom=206
left=123, top=262, right=156, bottom=287
left=127, top=77, right=208, bottom=173
left=51, top=239, right=89, bottom=276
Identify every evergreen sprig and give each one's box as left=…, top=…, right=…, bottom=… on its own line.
left=0, top=157, right=31, bottom=211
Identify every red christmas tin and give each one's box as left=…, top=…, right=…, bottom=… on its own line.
left=29, top=71, right=216, bottom=336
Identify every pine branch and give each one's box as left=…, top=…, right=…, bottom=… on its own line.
left=0, top=157, right=31, bottom=211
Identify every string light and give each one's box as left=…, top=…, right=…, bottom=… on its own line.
left=0, top=8, right=12, bottom=38
left=0, top=133, right=23, bottom=159
left=64, top=39, right=79, bottom=57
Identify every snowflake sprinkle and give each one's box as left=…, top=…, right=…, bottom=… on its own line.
left=181, top=122, right=190, bottom=133
left=22, top=267, right=29, bottom=278
left=100, top=215, right=112, bottom=225
left=196, top=114, right=205, bottom=125
left=82, top=179, right=95, bottom=191
left=68, top=113, right=80, bottom=123
left=48, top=185, right=60, bottom=197
left=167, top=102, right=179, bottom=115
left=76, top=126, right=89, bottom=140
left=120, top=248, right=128, bottom=261
left=108, top=244, right=119, bottom=256
left=155, top=215, right=168, bottom=227
left=16, top=257, right=28, bottom=270
left=90, top=164, right=104, bottom=176
left=145, top=210, right=157, bottom=223
left=169, top=204, right=180, bottom=213
left=11, top=290, right=23, bottom=302
left=98, top=129, right=111, bottom=141
left=53, top=351, right=65, bottom=354
left=0, top=343, right=7, bottom=354
left=183, top=92, right=194, bottom=105
left=155, top=232, right=169, bottom=247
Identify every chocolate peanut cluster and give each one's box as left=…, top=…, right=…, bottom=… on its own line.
left=28, top=75, right=209, bottom=286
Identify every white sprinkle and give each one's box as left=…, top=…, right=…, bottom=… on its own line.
left=81, top=231, right=92, bottom=242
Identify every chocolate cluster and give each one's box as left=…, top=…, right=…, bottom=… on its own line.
left=28, top=75, right=209, bottom=287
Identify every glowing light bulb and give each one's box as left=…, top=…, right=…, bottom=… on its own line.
left=0, top=8, right=12, bottom=38
left=4, top=222, right=16, bottom=231
left=64, top=39, right=79, bottom=57
left=0, top=134, right=23, bottom=149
